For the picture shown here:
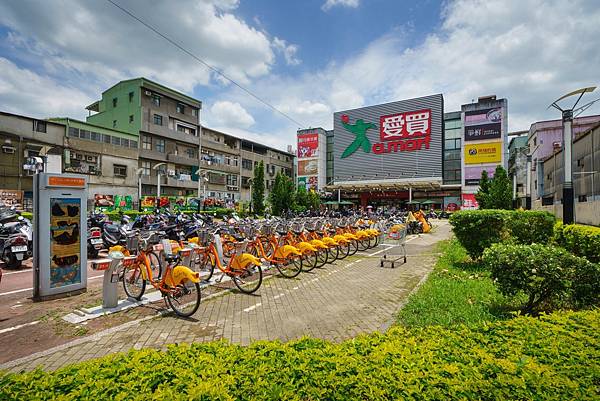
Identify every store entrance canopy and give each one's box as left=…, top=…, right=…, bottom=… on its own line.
left=326, top=177, right=443, bottom=192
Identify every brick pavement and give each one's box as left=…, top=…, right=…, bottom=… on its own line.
left=2, top=221, right=451, bottom=372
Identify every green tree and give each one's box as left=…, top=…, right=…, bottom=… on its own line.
left=475, top=170, right=491, bottom=209
left=295, top=184, right=309, bottom=212
left=269, top=173, right=296, bottom=216
left=252, top=161, right=265, bottom=215
left=488, top=165, right=512, bottom=209
left=308, top=190, right=321, bottom=210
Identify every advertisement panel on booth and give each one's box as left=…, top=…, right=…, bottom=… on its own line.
left=464, top=142, right=502, bottom=164
left=464, top=164, right=497, bottom=185
left=297, top=133, right=319, bottom=158
left=298, top=160, right=319, bottom=176
left=333, top=94, right=443, bottom=182
left=49, top=198, right=82, bottom=288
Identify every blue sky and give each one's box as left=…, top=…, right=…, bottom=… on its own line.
left=0, top=0, right=599, bottom=150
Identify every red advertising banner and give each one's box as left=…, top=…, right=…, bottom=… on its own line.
left=379, top=109, right=431, bottom=141
left=297, top=133, right=319, bottom=158
left=461, top=193, right=479, bottom=210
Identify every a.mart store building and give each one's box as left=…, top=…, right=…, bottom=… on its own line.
left=313, top=94, right=507, bottom=209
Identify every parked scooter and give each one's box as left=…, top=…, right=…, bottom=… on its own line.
left=0, top=206, right=31, bottom=269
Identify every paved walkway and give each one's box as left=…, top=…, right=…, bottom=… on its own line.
left=2, top=222, right=451, bottom=372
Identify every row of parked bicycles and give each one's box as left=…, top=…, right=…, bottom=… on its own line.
left=96, top=211, right=386, bottom=317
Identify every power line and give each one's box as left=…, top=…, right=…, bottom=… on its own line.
left=105, top=0, right=305, bottom=128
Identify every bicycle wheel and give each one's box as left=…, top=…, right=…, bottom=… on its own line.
left=369, top=235, right=378, bottom=249
left=276, top=255, right=303, bottom=278
left=327, top=246, right=339, bottom=262
left=148, top=251, right=163, bottom=279
left=348, top=239, right=359, bottom=256
left=232, top=264, right=263, bottom=294
left=301, top=251, right=318, bottom=272
left=166, top=282, right=201, bottom=317
left=338, top=242, right=351, bottom=259
left=197, top=252, right=216, bottom=282
left=357, top=238, right=370, bottom=252
left=123, top=264, right=146, bottom=300
left=315, top=248, right=328, bottom=267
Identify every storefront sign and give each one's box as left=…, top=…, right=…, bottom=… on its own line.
left=464, top=165, right=497, bottom=185
left=464, top=123, right=501, bottom=141
left=0, top=189, right=24, bottom=208
left=298, top=159, right=319, bottom=176
left=464, top=142, right=502, bottom=164
left=462, top=193, right=479, bottom=210
left=297, top=133, right=319, bottom=158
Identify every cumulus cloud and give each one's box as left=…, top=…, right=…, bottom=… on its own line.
left=209, top=101, right=256, bottom=129
left=273, top=37, right=301, bottom=66
left=322, top=0, right=360, bottom=12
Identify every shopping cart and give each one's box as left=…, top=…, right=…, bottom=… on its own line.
left=378, top=221, right=408, bottom=268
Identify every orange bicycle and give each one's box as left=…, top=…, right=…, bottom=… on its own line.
left=121, top=232, right=201, bottom=317
left=189, top=229, right=263, bottom=294
left=246, top=224, right=304, bottom=278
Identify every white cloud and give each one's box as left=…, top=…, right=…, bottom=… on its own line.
left=209, top=101, right=256, bottom=129
left=0, top=57, right=92, bottom=119
left=273, top=37, right=301, bottom=66
left=322, top=0, right=360, bottom=12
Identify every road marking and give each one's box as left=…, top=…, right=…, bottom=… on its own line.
left=292, top=286, right=299, bottom=290
left=243, top=302, right=262, bottom=312
left=0, top=320, right=40, bottom=335
left=1, top=269, right=33, bottom=276
left=272, top=293, right=285, bottom=300
left=0, top=274, right=104, bottom=297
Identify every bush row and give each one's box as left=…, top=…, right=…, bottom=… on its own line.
left=449, top=210, right=556, bottom=258
left=483, top=243, right=600, bottom=314
left=1, top=310, right=598, bottom=400
left=554, top=221, right=600, bottom=263
left=101, top=208, right=233, bottom=221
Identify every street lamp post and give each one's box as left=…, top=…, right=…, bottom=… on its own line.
left=136, top=167, right=144, bottom=211
left=153, top=162, right=166, bottom=210
left=525, top=155, right=532, bottom=210
left=248, top=178, right=254, bottom=214
left=549, top=87, right=598, bottom=224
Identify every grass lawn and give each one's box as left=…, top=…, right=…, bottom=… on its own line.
left=397, top=239, right=524, bottom=328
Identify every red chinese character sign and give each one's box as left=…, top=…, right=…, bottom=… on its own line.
left=380, top=109, right=431, bottom=141
left=297, top=133, right=319, bottom=158
left=461, top=193, right=479, bottom=210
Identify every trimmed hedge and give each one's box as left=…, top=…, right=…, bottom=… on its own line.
left=449, top=210, right=555, bottom=259
left=102, top=208, right=232, bottom=221
left=554, top=222, right=600, bottom=263
left=483, top=243, right=600, bottom=313
left=1, top=310, right=598, bottom=400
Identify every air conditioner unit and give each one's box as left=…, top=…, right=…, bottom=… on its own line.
left=145, top=90, right=152, bottom=96
left=2, top=145, right=15, bottom=154
left=167, top=169, right=177, bottom=177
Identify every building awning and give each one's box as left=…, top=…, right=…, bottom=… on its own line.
left=326, top=177, right=443, bottom=192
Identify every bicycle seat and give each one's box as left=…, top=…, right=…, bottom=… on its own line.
left=276, top=230, right=287, bottom=235
left=233, top=234, right=245, bottom=241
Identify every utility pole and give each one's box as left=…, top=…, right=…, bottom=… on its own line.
left=526, top=155, right=532, bottom=210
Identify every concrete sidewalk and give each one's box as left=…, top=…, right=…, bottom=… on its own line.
left=2, top=221, right=452, bottom=373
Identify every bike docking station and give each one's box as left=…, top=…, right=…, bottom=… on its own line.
left=33, top=173, right=88, bottom=301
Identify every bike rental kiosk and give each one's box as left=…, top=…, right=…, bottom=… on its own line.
left=33, top=173, right=88, bottom=300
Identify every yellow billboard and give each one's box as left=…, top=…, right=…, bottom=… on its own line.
left=464, top=142, right=502, bottom=164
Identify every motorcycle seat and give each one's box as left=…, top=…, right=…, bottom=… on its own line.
left=105, top=224, right=120, bottom=233
left=3, top=222, right=20, bottom=230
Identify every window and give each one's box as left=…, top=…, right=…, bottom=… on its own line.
left=129, top=115, right=134, bottom=123
left=112, top=98, right=118, bottom=108
left=152, top=94, right=160, bottom=107
left=113, top=164, right=127, bottom=177
left=533, top=137, right=537, bottom=146
left=112, top=136, right=121, bottom=146
left=153, top=114, right=163, bottom=125
left=141, top=161, right=151, bottom=176
left=121, top=139, right=130, bottom=148
left=112, top=120, right=117, bottom=128
left=226, top=175, right=238, bottom=187
left=90, top=131, right=101, bottom=141
left=176, top=124, right=196, bottom=136
left=186, top=148, right=196, bottom=159
left=176, top=103, right=185, bottom=114
left=80, top=130, right=90, bottom=139
left=155, top=138, right=165, bottom=153
left=103, top=134, right=111, bottom=144
left=191, top=108, right=197, bottom=117
left=129, top=92, right=134, bottom=102
left=142, top=135, right=152, bottom=150
left=130, top=140, right=138, bottom=149
left=242, top=158, right=253, bottom=170
left=33, top=120, right=47, bottom=133
left=68, top=127, right=79, bottom=137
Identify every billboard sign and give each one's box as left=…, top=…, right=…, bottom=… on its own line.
left=297, top=133, right=319, bottom=158
left=333, top=94, right=443, bottom=182
left=464, top=108, right=502, bottom=142
left=298, top=159, right=319, bottom=176
left=464, top=164, right=497, bottom=185
left=462, top=193, right=479, bottom=210
left=464, top=142, right=502, bottom=164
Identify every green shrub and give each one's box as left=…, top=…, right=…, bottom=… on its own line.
left=483, top=243, right=599, bottom=313
left=554, top=222, right=600, bottom=263
left=450, top=210, right=555, bottom=259
left=20, top=212, right=33, bottom=220
left=1, top=310, right=599, bottom=400
left=449, top=210, right=509, bottom=258
left=505, top=210, right=556, bottom=244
